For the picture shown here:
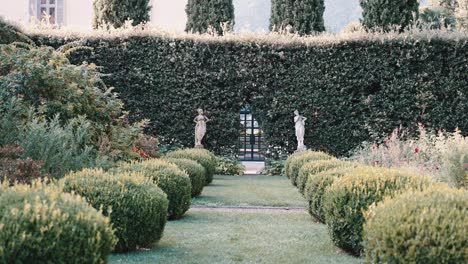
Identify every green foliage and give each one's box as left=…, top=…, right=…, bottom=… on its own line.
left=166, top=158, right=206, bottom=197
left=166, top=149, right=217, bottom=185
left=285, top=151, right=332, bottom=186
left=29, top=31, right=468, bottom=157
left=0, top=17, right=31, bottom=45
left=270, top=0, right=325, bottom=35
left=93, top=0, right=152, bottom=28
left=63, top=169, right=168, bottom=252
left=296, top=159, right=351, bottom=194
left=363, top=186, right=467, bottom=263
left=361, top=0, right=420, bottom=31
left=0, top=42, right=146, bottom=168
left=323, top=166, right=433, bottom=255
left=304, top=168, right=351, bottom=223
left=0, top=181, right=116, bottom=263
left=420, top=6, right=456, bottom=29
left=262, top=159, right=285, bottom=175
left=185, top=0, right=235, bottom=35
left=0, top=145, right=47, bottom=185
left=117, top=159, right=191, bottom=219
left=215, top=156, right=245, bottom=175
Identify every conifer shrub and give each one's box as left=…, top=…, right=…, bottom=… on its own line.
left=185, top=0, right=235, bottom=35
left=360, top=0, right=420, bottom=31
left=304, top=167, right=354, bottom=223
left=93, top=0, right=152, bottom=28
left=363, top=186, right=467, bottom=263
left=166, top=158, right=206, bottom=197
left=270, top=0, right=325, bottom=35
left=63, top=169, right=168, bottom=252
left=116, top=159, right=191, bottom=219
left=296, top=159, right=354, bottom=194
left=166, top=149, right=217, bottom=185
left=285, top=151, right=333, bottom=186
left=0, top=181, right=117, bottom=263
left=323, top=166, right=433, bottom=255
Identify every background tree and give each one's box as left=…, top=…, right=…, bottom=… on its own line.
left=185, top=0, right=235, bottom=35
left=455, top=0, right=467, bottom=29
left=93, top=0, right=151, bottom=29
left=360, top=0, right=420, bottom=31
left=419, top=0, right=458, bottom=29
left=270, top=0, right=325, bottom=35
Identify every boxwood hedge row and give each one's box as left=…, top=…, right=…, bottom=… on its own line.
left=30, top=31, right=468, bottom=157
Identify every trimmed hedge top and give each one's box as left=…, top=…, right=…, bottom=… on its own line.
left=29, top=28, right=468, bottom=156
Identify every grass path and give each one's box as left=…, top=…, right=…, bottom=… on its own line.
left=110, top=175, right=361, bottom=264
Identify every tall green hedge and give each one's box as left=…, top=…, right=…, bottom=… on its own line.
left=30, top=31, right=468, bottom=157
left=360, top=0, right=420, bottom=31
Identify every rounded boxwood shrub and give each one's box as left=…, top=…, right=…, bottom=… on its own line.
left=323, top=166, right=433, bottom=255
left=118, top=159, right=191, bottom=220
left=166, top=148, right=216, bottom=185
left=304, top=167, right=354, bottom=223
left=296, top=159, right=353, bottom=195
left=63, top=169, right=168, bottom=252
left=285, top=151, right=333, bottom=186
left=0, top=181, right=117, bottom=263
left=363, top=186, right=467, bottom=263
left=166, top=158, right=206, bottom=197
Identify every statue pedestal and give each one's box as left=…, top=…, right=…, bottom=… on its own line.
left=195, top=144, right=204, bottom=149
left=295, top=145, right=307, bottom=153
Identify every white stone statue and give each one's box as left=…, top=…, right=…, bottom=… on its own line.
left=294, top=110, right=307, bottom=152
left=194, top=108, right=210, bottom=148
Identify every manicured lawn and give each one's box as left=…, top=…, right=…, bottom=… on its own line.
left=110, top=210, right=361, bottom=264
left=192, top=175, right=307, bottom=208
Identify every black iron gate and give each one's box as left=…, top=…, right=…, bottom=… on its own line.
left=239, top=106, right=265, bottom=161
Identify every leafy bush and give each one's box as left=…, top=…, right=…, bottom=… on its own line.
left=166, top=158, right=206, bottom=197
left=116, top=159, right=191, bottom=219
left=323, top=166, right=433, bottom=255
left=29, top=29, right=468, bottom=157
left=361, top=0, right=419, bottom=31
left=296, top=159, right=351, bottom=194
left=0, top=17, right=31, bottom=45
left=215, top=156, right=245, bottom=175
left=262, top=159, right=285, bottom=176
left=132, top=134, right=160, bottom=160
left=0, top=144, right=47, bottom=185
left=0, top=181, right=117, bottom=263
left=0, top=43, right=145, bottom=166
left=166, top=149, right=217, bottom=185
left=285, top=151, right=332, bottom=186
left=363, top=186, right=467, bottom=263
left=304, top=167, right=353, bottom=223
left=63, top=169, right=168, bottom=252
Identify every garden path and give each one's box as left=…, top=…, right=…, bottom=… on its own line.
left=110, top=175, right=361, bottom=264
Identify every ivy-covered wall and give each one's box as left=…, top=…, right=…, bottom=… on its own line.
left=30, top=31, right=468, bottom=157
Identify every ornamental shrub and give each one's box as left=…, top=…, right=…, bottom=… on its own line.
left=166, top=149, right=216, bottom=185
left=304, top=167, right=353, bottom=223
left=360, top=0, right=420, bottom=31
left=363, top=186, right=467, bottom=263
left=215, top=156, right=245, bottom=175
left=93, top=0, right=152, bottom=28
left=296, top=159, right=353, bottom=194
left=0, top=144, right=47, bottom=185
left=285, top=151, right=333, bottom=186
left=117, top=159, right=191, bottom=219
left=270, top=0, right=325, bottom=35
left=0, top=181, right=117, bottom=263
left=323, top=166, right=433, bottom=255
left=29, top=30, right=468, bottom=157
left=185, top=0, right=235, bottom=35
left=63, top=169, right=168, bottom=252
left=166, top=158, right=206, bottom=197
left=0, top=17, right=30, bottom=45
